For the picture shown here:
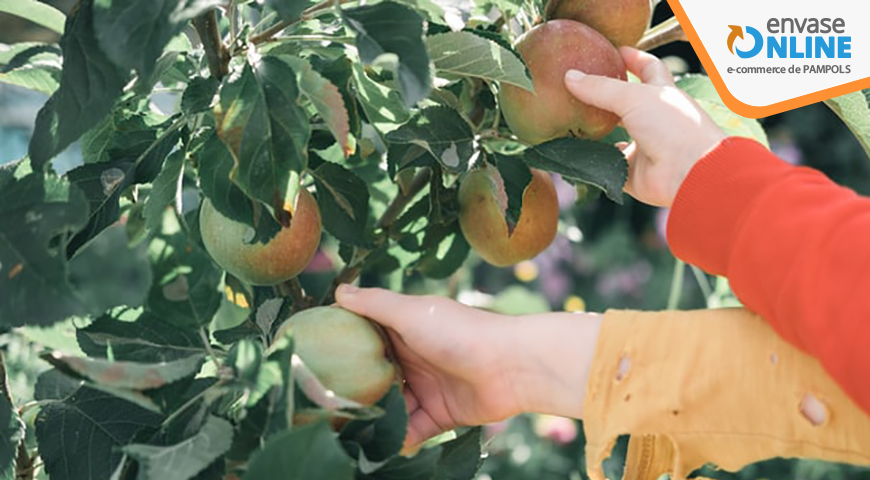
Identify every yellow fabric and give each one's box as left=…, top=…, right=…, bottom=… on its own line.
left=584, top=308, right=870, bottom=480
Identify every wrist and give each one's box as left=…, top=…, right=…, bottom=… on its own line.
left=507, top=312, right=602, bottom=419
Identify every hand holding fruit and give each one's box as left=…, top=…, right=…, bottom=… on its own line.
left=564, top=48, right=727, bottom=207
left=336, top=285, right=602, bottom=450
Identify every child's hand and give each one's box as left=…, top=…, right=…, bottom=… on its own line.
left=336, top=285, right=601, bottom=450
left=564, top=47, right=727, bottom=207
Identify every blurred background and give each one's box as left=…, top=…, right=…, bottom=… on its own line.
left=2, top=1, right=870, bottom=479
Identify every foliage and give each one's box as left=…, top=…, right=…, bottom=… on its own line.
left=0, top=0, right=867, bottom=479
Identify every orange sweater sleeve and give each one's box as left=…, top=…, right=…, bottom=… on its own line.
left=666, top=137, right=870, bottom=414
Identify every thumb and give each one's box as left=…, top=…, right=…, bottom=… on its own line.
left=564, top=69, right=645, bottom=118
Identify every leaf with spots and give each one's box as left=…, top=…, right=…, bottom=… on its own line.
left=0, top=162, right=89, bottom=327
left=41, top=351, right=205, bottom=391
left=520, top=138, right=627, bottom=204
left=146, top=219, right=222, bottom=330
left=77, top=309, right=206, bottom=363
left=35, top=386, right=163, bottom=480
left=386, top=106, right=475, bottom=174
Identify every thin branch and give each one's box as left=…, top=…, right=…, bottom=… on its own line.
left=246, top=0, right=355, bottom=47
left=667, top=258, right=686, bottom=310
left=193, top=9, right=229, bottom=79
left=278, top=277, right=312, bottom=312
left=377, top=169, right=432, bottom=230
left=321, top=169, right=432, bottom=304
left=637, top=16, right=688, bottom=51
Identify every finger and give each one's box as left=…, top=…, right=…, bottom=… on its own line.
left=336, top=285, right=419, bottom=329
left=615, top=141, right=631, bottom=151
left=564, top=70, right=646, bottom=118
left=404, top=388, right=420, bottom=413
left=404, top=408, right=446, bottom=448
left=619, top=47, right=675, bottom=87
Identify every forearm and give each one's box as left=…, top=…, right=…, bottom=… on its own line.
left=508, top=312, right=602, bottom=419
left=667, top=137, right=870, bottom=413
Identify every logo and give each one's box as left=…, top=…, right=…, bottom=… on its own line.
left=727, top=25, right=763, bottom=58
left=726, top=19, right=852, bottom=59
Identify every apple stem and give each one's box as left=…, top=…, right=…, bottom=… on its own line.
left=637, top=16, right=687, bottom=51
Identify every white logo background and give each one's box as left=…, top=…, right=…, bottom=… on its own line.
left=680, top=0, right=870, bottom=107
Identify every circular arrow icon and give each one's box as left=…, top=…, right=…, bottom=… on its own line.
left=728, top=25, right=763, bottom=58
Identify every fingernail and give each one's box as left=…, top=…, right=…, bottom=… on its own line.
left=565, top=69, right=586, bottom=82
left=337, top=283, right=358, bottom=299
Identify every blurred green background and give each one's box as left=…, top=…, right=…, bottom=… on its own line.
left=2, top=1, right=870, bottom=479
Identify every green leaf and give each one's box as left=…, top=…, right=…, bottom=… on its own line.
left=181, top=76, right=219, bottom=116
left=386, top=106, right=474, bottom=173
left=311, top=162, right=370, bottom=246
left=41, top=351, right=205, bottom=390
left=676, top=74, right=769, bottom=148
left=196, top=131, right=282, bottom=242
left=0, top=0, right=66, bottom=34
left=65, top=160, right=136, bottom=252
left=286, top=56, right=352, bottom=157
left=147, top=222, right=223, bottom=330
left=124, top=415, right=233, bottom=480
left=426, top=31, right=532, bottom=91
left=416, top=226, right=469, bottom=280
left=214, top=60, right=309, bottom=208
left=144, top=149, right=186, bottom=232
left=341, top=386, right=408, bottom=463
left=77, top=310, right=206, bottom=363
left=266, top=0, right=312, bottom=22
left=28, top=0, right=129, bottom=170
left=36, top=386, right=163, bottom=480
left=35, top=369, right=82, bottom=401
left=0, top=166, right=90, bottom=328
left=0, top=44, right=62, bottom=95
left=344, top=2, right=431, bottom=106
left=243, top=421, right=354, bottom=480
left=67, top=110, right=183, bottom=251
left=358, top=446, right=441, bottom=480
left=434, top=427, right=483, bottom=480
left=351, top=62, right=411, bottom=134
left=93, top=0, right=222, bottom=78
left=0, top=353, right=25, bottom=479
left=493, top=156, right=532, bottom=225
left=825, top=89, right=870, bottom=159
left=520, top=138, right=628, bottom=203
left=68, top=225, right=153, bottom=314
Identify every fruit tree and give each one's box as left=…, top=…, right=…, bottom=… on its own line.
left=0, top=0, right=868, bottom=479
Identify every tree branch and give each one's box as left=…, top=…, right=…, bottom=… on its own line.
left=637, top=16, right=688, bottom=51
left=193, top=9, right=229, bottom=80
left=321, top=169, right=432, bottom=304
left=246, top=0, right=355, bottom=47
